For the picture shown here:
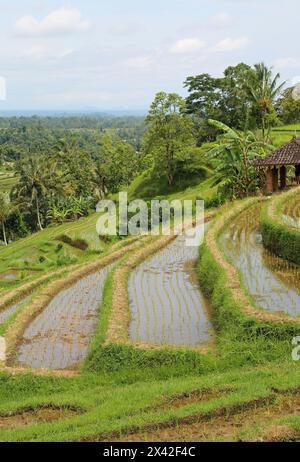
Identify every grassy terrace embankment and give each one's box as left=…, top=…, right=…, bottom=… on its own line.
left=0, top=212, right=112, bottom=297
left=271, top=124, right=300, bottom=146
left=2, top=195, right=299, bottom=375
left=0, top=212, right=143, bottom=350
left=0, top=235, right=148, bottom=371
left=0, top=169, right=220, bottom=298
left=0, top=361, right=299, bottom=442
left=0, top=177, right=299, bottom=441
left=0, top=173, right=219, bottom=375
left=0, top=198, right=299, bottom=441
left=198, top=197, right=300, bottom=368
left=0, top=167, right=17, bottom=193
left=261, top=187, right=300, bottom=266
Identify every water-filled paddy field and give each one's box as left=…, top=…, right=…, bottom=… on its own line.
left=222, top=203, right=300, bottom=317
left=0, top=295, right=32, bottom=325
left=14, top=265, right=113, bottom=370
left=128, top=229, right=213, bottom=347
left=283, top=194, right=300, bottom=227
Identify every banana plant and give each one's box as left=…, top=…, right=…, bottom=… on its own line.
left=208, top=119, right=272, bottom=197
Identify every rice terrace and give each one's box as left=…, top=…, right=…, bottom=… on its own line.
left=0, top=0, right=300, bottom=449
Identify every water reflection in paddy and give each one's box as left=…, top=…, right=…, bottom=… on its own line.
left=222, top=203, right=300, bottom=317
left=128, top=227, right=213, bottom=347
left=15, top=265, right=113, bottom=370
left=0, top=295, right=32, bottom=324
left=283, top=194, right=300, bottom=228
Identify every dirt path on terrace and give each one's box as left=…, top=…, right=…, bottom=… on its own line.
left=0, top=407, right=79, bottom=430
left=109, top=394, right=300, bottom=443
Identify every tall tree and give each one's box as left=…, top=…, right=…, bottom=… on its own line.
left=94, top=133, right=140, bottom=195
left=54, top=138, right=95, bottom=197
left=248, top=63, right=285, bottom=142
left=14, top=157, right=56, bottom=230
left=221, top=63, right=257, bottom=130
left=277, top=86, right=300, bottom=125
left=142, top=92, right=195, bottom=187
left=0, top=193, right=17, bottom=245
left=184, top=64, right=259, bottom=142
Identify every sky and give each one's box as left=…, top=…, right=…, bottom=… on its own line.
left=0, top=0, right=300, bottom=112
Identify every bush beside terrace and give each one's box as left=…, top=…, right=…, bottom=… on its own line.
left=198, top=198, right=300, bottom=368
left=261, top=187, right=300, bottom=266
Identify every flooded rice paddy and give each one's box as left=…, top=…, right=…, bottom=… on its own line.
left=128, top=228, right=213, bottom=347
left=222, top=203, right=300, bottom=317
left=283, top=194, right=300, bottom=227
left=15, top=266, right=112, bottom=370
left=0, top=296, right=32, bottom=325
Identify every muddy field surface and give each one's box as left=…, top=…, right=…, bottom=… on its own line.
left=0, top=295, right=32, bottom=325
left=15, top=265, right=112, bottom=370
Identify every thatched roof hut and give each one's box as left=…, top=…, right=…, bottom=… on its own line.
left=252, top=136, right=300, bottom=193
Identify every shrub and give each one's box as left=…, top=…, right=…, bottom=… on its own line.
left=261, top=213, right=300, bottom=265
left=56, top=243, right=64, bottom=253
left=56, top=234, right=89, bottom=251
left=260, top=193, right=300, bottom=266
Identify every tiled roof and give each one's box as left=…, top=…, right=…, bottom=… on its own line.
left=253, top=137, right=300, bottom=166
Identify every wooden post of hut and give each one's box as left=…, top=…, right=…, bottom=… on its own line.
left=280, top=166, right=287, bottom=189
left=252, top=136, right=300, bottom=194
left=272, top=167, right=279, bottom=192
left=296, top=165, right=300, bottom=185
left=266, top=167, right=273, bottom=194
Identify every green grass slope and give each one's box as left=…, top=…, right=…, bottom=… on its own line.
left=271, top=123, right=300, bottom=147
left=0, top=170, right=18, bottom=193
left=0, top=360, right=298, bottom=442
left=0, top=213, right=110, bottom=294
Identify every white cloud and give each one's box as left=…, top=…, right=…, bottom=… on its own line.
left=15, top=7, right=91, bottom=37
left=170, top=38, right=205, bottom=54
left=274, top=58, right=300, bottom=70
left=19, top=45, right=73, bottom=60
left=212, top=36, right=250, bottom=52
left=109, top=23, right=141, bottom=36
left=126, top=56, right=153, bottom=69
left=291, top=76, right=300, bottom=85
left=212, top=13, right=234, bottom=28
left=38, top=90, right=113, bottom=106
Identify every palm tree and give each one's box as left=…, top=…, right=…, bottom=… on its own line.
left=0, top=193, right=17, bottom=245
left=248, top=63, right=285, bottom=142
left=93, top=160, right=108, bottom=199
left=14, top=157, right=56, bottom=231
